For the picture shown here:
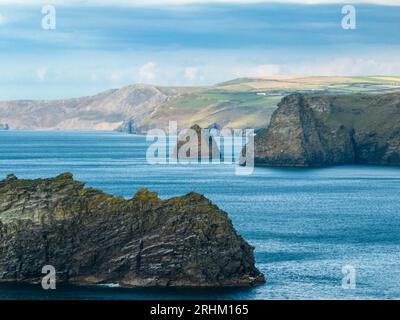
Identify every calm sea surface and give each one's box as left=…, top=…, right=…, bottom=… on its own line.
left=0, top=131, right=399, bottom=300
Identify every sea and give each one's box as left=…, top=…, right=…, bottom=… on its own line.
left=0, top=130, right=399, bottom=300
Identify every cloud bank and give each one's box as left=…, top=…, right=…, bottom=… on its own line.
left=0, top=1, right=399, bottom=99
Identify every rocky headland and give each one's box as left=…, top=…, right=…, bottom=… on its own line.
left=0, top=173, right=264, bottom=287
left=251, top=93, right=400, bottom=167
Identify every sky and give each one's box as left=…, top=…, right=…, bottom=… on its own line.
left=0, top=0, right=399, bottom=99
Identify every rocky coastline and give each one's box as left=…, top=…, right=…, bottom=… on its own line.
left=251, top=93, right=400, bottom=167
left=0, top=173, right=264, bottom=287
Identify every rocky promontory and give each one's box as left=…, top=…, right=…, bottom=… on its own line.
left=0, top=173, right=264, bottom=287
left=252, top=93, right=400, bottom=167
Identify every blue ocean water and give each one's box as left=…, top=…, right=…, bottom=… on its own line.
left=0, top=130, right=399, bottom=300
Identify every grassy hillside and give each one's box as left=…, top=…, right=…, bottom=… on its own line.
left=139, top=76, right=400, bottom=132
left=1, top=76, right=399, bottom=132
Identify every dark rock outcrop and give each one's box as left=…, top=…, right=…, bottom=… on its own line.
left=251, top=93, right=400, bottom=167
left=0, top=123, right=9, bottom=130
left=174, top=124, right=221, bottom=161
left=0, top=173, right=264, bottom=287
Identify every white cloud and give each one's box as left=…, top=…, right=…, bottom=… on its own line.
left=283, top=57, right=400, bottom=76
left=36, top=67, right=48, bottom=81
left=231, top=56, right=400, bottom=80
left=138, top=61, right=157, bottom=82
left=184, top=67, right=199, bottom=81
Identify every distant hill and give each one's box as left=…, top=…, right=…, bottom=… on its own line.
left=1, top=76, right=400, bottom=133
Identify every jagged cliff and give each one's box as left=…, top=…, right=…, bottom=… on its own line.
left=0, top=173, right=264, bottom=287
left=252, top=93, right=400, bottom=167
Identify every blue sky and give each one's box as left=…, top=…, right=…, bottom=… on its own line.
left=0, top=0, right=399, bottom=99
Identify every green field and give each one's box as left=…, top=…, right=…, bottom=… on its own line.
left=137, top=76, right=400, bottom=131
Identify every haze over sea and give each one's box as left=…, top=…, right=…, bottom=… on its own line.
left=0, top=131, right=399, bottom=300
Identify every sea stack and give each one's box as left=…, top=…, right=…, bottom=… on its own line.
left=174, top=124, right=221, bottom=161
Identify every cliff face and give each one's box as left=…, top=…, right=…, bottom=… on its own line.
left=0, top=173, right=264, bottom=287
left=253, top=93, right=400, bottom=167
